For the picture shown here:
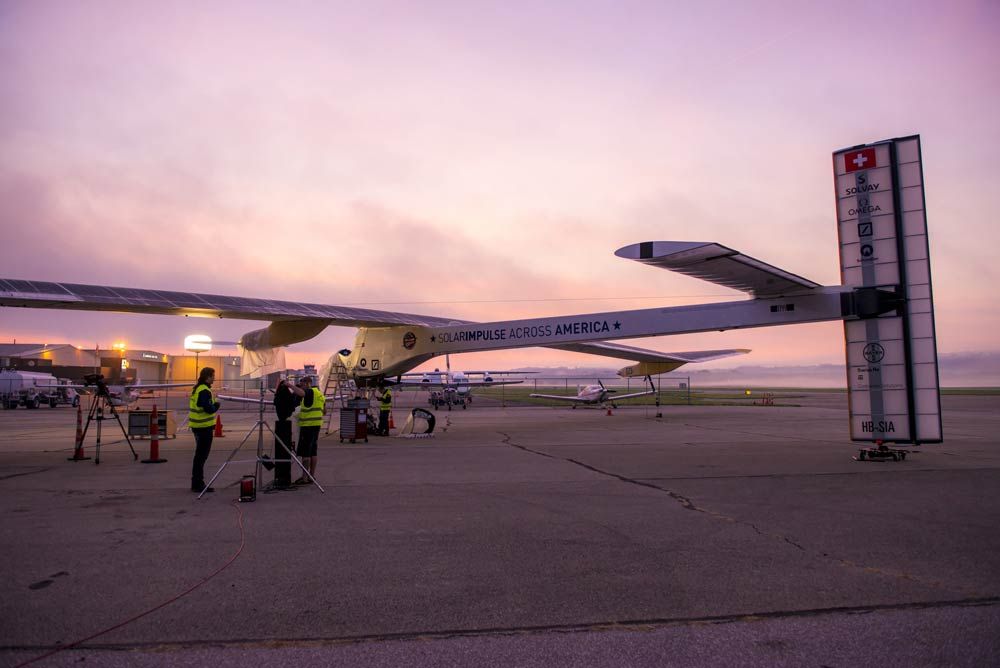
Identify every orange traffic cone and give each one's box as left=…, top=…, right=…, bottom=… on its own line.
left=389, top=412, right=395, bottom=430
left=214, top=414, right=225, bottom=438
left=68, top=402, right=91, bottom=461
left=142, top=404, right=167, bottom=463
left=606, top=407, right=613, bottom=416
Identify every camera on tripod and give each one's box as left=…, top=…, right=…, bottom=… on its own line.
left=75, top=374, right=137, bottom=464
left=83, top=373, right=111, bottom=397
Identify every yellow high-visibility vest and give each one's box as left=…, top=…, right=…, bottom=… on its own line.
left=298, top=387, right=325, bottom=427
left=188, top=383, right=216, bottom=429
left=380, top=389, right=392, bottom=410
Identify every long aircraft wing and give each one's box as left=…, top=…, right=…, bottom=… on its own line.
left=605, top=388, right=656, bottom=401
left=395, top=379, right=523, bottom=389
left=528, top=392, right=594, bottom=403
left=217, top=394, right=269, bottom=405
left=0, top=279, right=463, bottom=328
left=0, top=276, right=749, bottom=367
left=218, top=394, right=342, bottom=404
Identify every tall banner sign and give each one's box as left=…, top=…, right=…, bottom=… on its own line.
left=834, top=135, right=942, bottom=444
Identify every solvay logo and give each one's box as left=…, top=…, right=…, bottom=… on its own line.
left=402, top=332, right=417, bottom=349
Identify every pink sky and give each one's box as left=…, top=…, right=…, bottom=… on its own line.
left=1, top=1, right=998, bottom=373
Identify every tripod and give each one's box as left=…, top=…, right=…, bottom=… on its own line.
left=199, top=383, right=325, bottom=499
left=76, top=390, right=138, bottom=465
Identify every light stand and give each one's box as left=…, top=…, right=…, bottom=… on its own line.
left=199, top=380, right=324, bottom=499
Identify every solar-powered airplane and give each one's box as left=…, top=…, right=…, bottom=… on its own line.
left=0, top=241, right=856, bottom=388
left=0, top=136, right=943, bottom=450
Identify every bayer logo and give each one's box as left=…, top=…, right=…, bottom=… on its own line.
left=863, top=342, right=885, bottom=363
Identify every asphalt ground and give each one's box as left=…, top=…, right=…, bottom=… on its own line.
left=1, top=394, right=998, bottom=667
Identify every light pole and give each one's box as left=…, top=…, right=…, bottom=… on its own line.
left=184, top=335, right=213, bottom=382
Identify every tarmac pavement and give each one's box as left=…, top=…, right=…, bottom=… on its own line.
left=0, top=394, right=998, bottom=666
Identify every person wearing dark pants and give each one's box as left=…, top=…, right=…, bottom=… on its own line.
left=290, top=376, right=324, bottom=485
left=272, top=377, right=302, bottom=488
left=189, top=367, right=220, bottom=493
left=377, top=384, right=392, bottom=436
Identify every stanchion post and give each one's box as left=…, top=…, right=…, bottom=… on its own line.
left=142, top=403, right=167, bottom=463
left=68, top=402, right=91, bottom=461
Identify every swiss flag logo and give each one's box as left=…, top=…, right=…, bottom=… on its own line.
left=844, top=148, right=876, bottom=173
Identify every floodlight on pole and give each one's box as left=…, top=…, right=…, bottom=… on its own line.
left=184, top=335, right=213, bottom=378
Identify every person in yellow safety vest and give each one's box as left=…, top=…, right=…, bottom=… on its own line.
left=289, top=375, right=324, bottom=485
left=189, top=367, right=221, bottom=493
left=377, top=384, right=392, bottom=436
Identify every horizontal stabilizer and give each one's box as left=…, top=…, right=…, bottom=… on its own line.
left=614, top=242, right=820, bottom=297
left=551, top=341, right=749, bottom=364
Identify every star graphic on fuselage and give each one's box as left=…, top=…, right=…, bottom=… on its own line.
left=613, top=321, right=621, bottom=330
left=430, top=335, right=436, bottom=343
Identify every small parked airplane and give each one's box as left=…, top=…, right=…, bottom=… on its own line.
left=530, top=376, right=655, bottom=408
left=395, top=355, right=529, bottom=409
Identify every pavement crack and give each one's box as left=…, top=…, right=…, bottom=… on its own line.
left=499, top=433, right=986, bottom=593
left=497, top=432, right=556, bottom=459
left=499, top=431, right=757, bottom=525
left=0, top=467, right=53, bottom=481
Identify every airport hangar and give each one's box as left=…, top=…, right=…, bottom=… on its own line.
left=0, top=343, right=242, bottom=385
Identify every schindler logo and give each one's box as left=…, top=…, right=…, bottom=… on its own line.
left=402, top=332, right=417, bottom=350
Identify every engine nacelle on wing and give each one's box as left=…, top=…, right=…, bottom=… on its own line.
left=617, top=361, right=685, bottom=378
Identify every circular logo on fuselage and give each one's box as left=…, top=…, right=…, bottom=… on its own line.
left=863, top=342, right=885, bottom=363
left=402, top=332, right=416, bottom=349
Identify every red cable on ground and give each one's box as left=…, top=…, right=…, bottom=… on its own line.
left=16, top=501, right=247, bottom=668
